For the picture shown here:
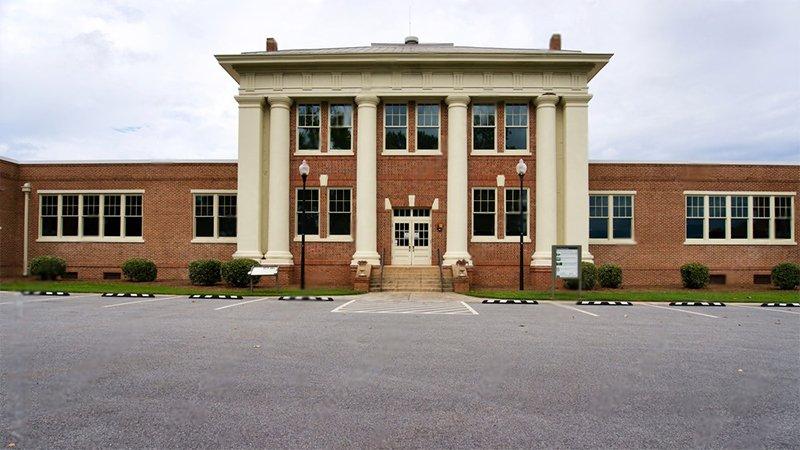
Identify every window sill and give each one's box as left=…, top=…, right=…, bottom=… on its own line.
left=191, top=237, right=237, bottom=244
left=589, top=239, right=637, bottom=245
left=294, top=150, right=354, bottom=156
left=293, top=235, right=354, bottom=243
left=381, top=150, right=442, bottom=156
left=37, top=237, right=145, bottom=243
left=683, top=239, right=797, bottom=246
left=471, top=236, right=531, bottom=243
left=471, top=150, right=531, bottom=156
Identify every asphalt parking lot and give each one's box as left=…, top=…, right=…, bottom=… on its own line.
left=1, top=291, right=798, bottom=448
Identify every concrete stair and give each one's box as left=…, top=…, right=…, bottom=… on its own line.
left=370, top=266, right=453, bottom=292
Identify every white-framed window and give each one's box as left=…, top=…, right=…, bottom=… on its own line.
left=384, top=103, right=408, bottom=150
left=504, top=187, right=529, bottom=237
left=472, top=104, right=496, bottom=151
left=328, top=188, right=351, bottom=236
left=38, top=191, right=144, bottom=241
left=192, top=191, right=237, bottom=241
left=504, top=104, right=528, bottom=151
left=297, top=103, right=321, bottom=150
left=589, top=192, right=636, bottom=243
left=296, top=188, right=320, bottom=236
left=416, top=103, right=440, bottom=151
left=472, top=188, right=496, bottom=238
left=684, top=192, right=796, bottom=244
left=329, top=104, right=353, bottom=151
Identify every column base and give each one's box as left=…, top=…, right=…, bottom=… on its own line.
left=442, top=251, right=472, bottom=267
left=350, top=251, right=381, bottom=267
left=531, top=250, right=552, bottom=267
left=233, top=250, right=264, bottom=260
left=582, top=251, right=594, bottom=263
left=263, top=251, right=294, bottom=266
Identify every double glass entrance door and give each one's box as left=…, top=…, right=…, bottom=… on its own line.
left=391, top=208, right=431, bottom=266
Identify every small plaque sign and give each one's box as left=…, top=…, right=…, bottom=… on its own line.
left=554, top=248, right=580, bottom=279
left=248, top=266, right=278, bottom=276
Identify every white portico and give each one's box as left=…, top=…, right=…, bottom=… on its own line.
left=217, top=36, right=611, bottom=274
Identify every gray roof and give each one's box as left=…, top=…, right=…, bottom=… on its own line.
left=242, top=42, right=581, bottom=56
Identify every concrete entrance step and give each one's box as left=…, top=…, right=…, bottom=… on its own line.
left=370, top=266, right=453, bottom=292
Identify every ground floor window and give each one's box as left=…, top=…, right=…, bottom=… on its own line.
left=472, top=188, right=496, bottom=237
left=296, top=188, right=320, bottom=236
left=39, top=192, right=143, bottom=240
left=192, top=191, right=237, bottom=241
left=684, top=192, right=795, bottom=243
left=504, top=188, right=529, bottom=237
left=589, top=192, right=635, bottom=243
left=328, top=188, right=351, bottom=236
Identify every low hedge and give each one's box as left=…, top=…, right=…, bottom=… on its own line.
left=29, top=255, right=67, bottom=280
left=122, top=258, right=157, bottom=282
left=188, top=259, right=222, bottom=286
left=597, top=264, right=623, bottom=288
left=221, top=259, right=261, bottom=288
left=680, top=263, right=710, bottom=289
left=564, top=262, right=597, bottom=290
left=771, top=262, right=800, bottom=290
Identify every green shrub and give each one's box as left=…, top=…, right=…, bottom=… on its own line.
left=771, top=262, right=800, bottom=290
left=564, top=262, right=597, bottom=290
left=680, top=263, right=710, bottom=289
left=221, top=259, right=261, bottom=288
left=121, top=258, right=157, bottom=282
left=28, top=255, right=67, bottom=280
left=188, top=259, right=222, bottom=286
left=597, top=264, right=623, bottom=288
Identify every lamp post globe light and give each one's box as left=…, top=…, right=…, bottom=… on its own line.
left=298, top=160, right=310, bottom=290
left=516, top=158, right=528, bottom=291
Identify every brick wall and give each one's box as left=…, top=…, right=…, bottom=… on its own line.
left=0, top=159, right=23, bottom=276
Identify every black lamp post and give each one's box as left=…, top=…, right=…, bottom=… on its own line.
left=298, top=159, right=310, bottom=290
left=516, top=158, right=528, bottom=291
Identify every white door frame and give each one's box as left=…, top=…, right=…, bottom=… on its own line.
left=391, top=208, right=432, bottom=265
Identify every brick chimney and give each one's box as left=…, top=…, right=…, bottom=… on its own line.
left=549, top=33, right=561, bottom=51
left=266, top=37, right=278, bottom=52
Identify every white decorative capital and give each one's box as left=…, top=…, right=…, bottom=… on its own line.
left=235, top=95, right=265, bottom=108
left=561, top=93, right=593, bottom=106
left=445, top=95, right=470, bottom=107
left=267, top=95, right=293, bottom=109
left=355, top=94, right=379, bottom=107
left=21, top=182, right=31, bottom=193
left=534, top=94, right=559, bottom=107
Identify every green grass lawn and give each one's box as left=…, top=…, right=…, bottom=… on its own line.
left=0, top=279, right=360, bottom=297
left=468, top=288, right=799, bottom=303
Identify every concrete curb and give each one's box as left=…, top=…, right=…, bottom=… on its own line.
left=577, top=301, right=632, bottom=306
left=279, top=296, right=334, bottom=301
left=189, top=294, right=244, bottom=300
left=482, top=299, right=538, bottom=304
left=761, top=302, right=800, bottom=307
left=21, top=291, right=69, bottom=296
left=669, top=301, right=725, bottom=307
left=102, top=293, right=155, bottom=298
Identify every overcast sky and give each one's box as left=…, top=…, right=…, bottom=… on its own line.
left=1, top=0, right=798, bottom=162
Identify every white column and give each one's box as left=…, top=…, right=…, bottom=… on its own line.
left=21, top=182, right=31, bottom=275
left=263, top=96, right=294, bottom=266
left=562, top=94, right=593, bottom=262
left=532, top=94, right=559, bottom=267
left=350, top=95, right=381, bottom=266
left=442, top=95, right=472, bottom=266
left=233, top=96, right=266, bottom=260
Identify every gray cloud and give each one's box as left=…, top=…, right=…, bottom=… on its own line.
left=0, top=0, right=797, bottom=162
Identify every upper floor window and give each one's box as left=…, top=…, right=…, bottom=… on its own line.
left=193, top=192, right=237, bottom=241
left=472, top=104, right=496, bottom=150
left=39, top=192, right=143, bottom=241
left=329, top=104, right=352, bottom=151
left=384, top=104, right=407, bottom=150
left=590, top=193, right=635, bottom=243
left=296, top=188, right=320, bottom=236
left=685, top=192, right=795, bottom=243
left=416, top=104, right=439, bottom=150
left=297, top=104, right=321, bottom=150
left=505, top=188, right=529, bottom=237
left=504, top=104, right=528, bottom=151
left=472, top=188, right=496, bottom=237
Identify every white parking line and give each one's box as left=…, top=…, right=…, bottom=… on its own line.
left=213, top=297, right=271, bottom=310
left=331, top=299, right=357, bottom=313
left=728, top=304, right=800, bottom=316
left=461, top=301, right=479, bottom=315
left=641, top=303, right=719, bottom=318
left=103, top=295, right=183, bottom=308
left=0, top=293, right=100, bottom=305
left=543, top=301, right=599, bottom=317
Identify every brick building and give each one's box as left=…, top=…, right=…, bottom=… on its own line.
left=1, top=36, right=797, bottom=290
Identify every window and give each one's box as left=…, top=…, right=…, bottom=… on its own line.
left=329, top=104, right=352, bottom=150
left=731, top=196, right=748, bottom=239
left=328, top=189, right=351, bottom=236
left=505, top=188, right=529, bottom=237
left=472, top=189, right=496, bottom=237
left=472, top=104, right=496, bottom=150
left=384, top=104, right=407, bottom=150
left=41, top=195, right=58, bottom=236
left=296, top=188, right=319, bottom=235
left=38, top=192, right=143, bottom=241
left=686, top=196, right=704, bottom=239
left=775, top=196, right=793, bottom=239
left=708, top=196, right=726, bottom=239
left=684, top=192, right=795, bottom=243
left=192, top=192, right=237, bottom=240
left=297, top=104, right=321, bottom=150
left=589, top=196, right=609, bottom=239
left=612, top=196, right=633, bottom=239
left=416, top=104, right=439, bottom=150
left=504, top=104, right=528, bottom=150
left=589, top=193, right=635, bottom=242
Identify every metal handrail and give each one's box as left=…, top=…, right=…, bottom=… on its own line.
left=437, top=248, right=444, bottom=293
left=379, top=248, right=386, bottom=292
